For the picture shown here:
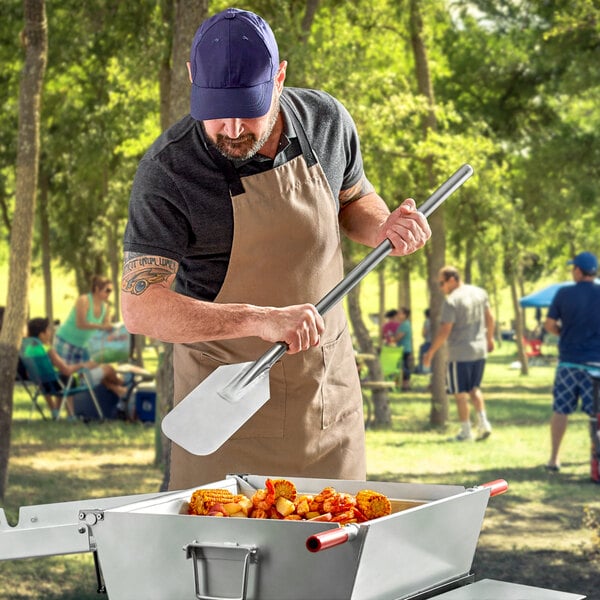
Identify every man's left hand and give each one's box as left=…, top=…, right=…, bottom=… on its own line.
left=379, top=199, right=431, bottom=256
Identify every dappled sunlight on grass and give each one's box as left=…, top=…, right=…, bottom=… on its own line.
left=0, top=554, right=99, bottom=600
left=363, top=350, right=599, bottom=597
left=1, top=388, right=164, bottom=598
left=4, top=388, right=162, bottom=519
left=2, top=346, right=599, bottom=598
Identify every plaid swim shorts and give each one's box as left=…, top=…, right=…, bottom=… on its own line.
left=54, top=336, right=90, bottom=364
left=552, top=366, right=594, bottom=416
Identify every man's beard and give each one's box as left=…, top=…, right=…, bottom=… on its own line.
left=213, top=95, right=280, bottom=160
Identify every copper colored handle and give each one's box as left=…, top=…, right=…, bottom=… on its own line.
left=481, top=479, right=508, bottom=496
left=306, top=524, right=360, bottom=553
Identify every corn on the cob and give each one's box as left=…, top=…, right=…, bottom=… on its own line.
left=188, top=488, right=235, bottom=515
left=268, top=478, right=297, bottom=501
left=355, top=489, right=392, bottom=520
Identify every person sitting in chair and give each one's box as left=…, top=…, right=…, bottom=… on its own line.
left=26, top=317, right=128, bottom=420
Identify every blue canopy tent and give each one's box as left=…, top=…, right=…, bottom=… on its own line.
left=517, top=282, right=576, bottom=361
left=519, top=282, right=574, bottom=308
left=520, top=279, right=600, bottom=308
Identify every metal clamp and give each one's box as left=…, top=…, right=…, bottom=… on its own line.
left=78, top=509, right=105, bottom=551
left=77, top=510, right=106, bottom=594
left=185, top=541, right=258, bottom=600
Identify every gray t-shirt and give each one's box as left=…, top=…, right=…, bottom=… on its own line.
left=441, top=284, right=490, bottom=361
left=123, top=87, right=364, bottom=301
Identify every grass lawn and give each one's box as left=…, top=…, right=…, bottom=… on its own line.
left=0, top=343, right=599, bottom=599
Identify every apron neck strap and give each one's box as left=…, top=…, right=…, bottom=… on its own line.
left=205, top=145, right=246, bottom=197
left=279, top=94, right=317, bottom=168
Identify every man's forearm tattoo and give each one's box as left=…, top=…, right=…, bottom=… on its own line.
left=122, top=252, right=178, bottom=296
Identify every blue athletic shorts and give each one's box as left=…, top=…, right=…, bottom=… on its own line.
left=446, top=359, right=486, bottom=394
left=552, top=366, right=594, bottom=416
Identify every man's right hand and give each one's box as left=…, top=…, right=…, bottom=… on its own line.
left=259, top=304, right=325, bottom=354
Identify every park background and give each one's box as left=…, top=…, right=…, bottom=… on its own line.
left=1, top=0, right=600, bottom=598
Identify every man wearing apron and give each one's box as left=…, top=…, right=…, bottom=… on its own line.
left=122, top=8, right=431, bottom=489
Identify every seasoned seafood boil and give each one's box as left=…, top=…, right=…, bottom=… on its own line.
left=187, top=478, right=392, bottom=524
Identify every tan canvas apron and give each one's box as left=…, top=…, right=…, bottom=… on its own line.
left=169, top=101, right=366, bottom=488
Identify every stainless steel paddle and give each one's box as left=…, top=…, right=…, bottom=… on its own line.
left=162, top=163, right=474, bottom=455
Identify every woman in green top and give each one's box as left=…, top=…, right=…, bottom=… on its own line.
left=55, top=275, right=115, bottom=364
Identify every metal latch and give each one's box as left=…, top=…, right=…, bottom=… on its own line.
left=77, top=510, right=105, bottom=551
left=77, top=510, right=107, bottom=594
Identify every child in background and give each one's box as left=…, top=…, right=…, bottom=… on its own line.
left=382, top=309, right=401, bottom=345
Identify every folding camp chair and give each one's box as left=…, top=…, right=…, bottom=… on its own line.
left=523, top=336, right=549, bottom=366
left=15, top=356, right=47, bottom=420
left=379, top=345, right=404, bottom=388
left=19, top=337, right=105, bottom=421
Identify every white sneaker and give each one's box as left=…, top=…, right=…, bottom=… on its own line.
left=477, top=422, right=492, bottom=441
left=448, top=430, right=474, bottom=442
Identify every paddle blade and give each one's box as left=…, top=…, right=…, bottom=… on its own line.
left=161, top=362, right=271, bottom=456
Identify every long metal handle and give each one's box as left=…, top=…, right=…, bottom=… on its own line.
left=220, top=164, right=473, bottom=401
left=273, top=163, right=472, bottom=362
left=315, top=163, right=473, bottom=316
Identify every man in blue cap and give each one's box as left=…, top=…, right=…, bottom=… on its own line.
left=544, top=251, right=600, bottom=472
left=121, top=8, right=431, bottom=488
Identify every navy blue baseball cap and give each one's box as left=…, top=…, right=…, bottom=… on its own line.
left=567, top=251, right=598, bottom=274
left=189, top=8, right=280, bottom=121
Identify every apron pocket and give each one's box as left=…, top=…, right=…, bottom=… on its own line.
left=230, top=360, right=285, bottom=440
left=173, top=344, right=224, bottom=403
left=320, top=329, right=363, bottom=429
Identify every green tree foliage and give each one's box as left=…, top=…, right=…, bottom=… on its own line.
left=1, top=0, right=597, bottom=294
left=0, top=0, right=597, bottom=411
left=0, top=2, right=25, bottom=255
left=2, top=0, right=163, bottom=298
left=440, top=0, right=600, bottom=280
left=40, top=1, right=163, bottom=291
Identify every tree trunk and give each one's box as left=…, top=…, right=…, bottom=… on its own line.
left=409, top=0, right=448, bottom=427
left=463, top=237, right=474, bottom=284
left=101, top=166, right=121, bottom=323
left=300, top=0, right=320, bottom=42
left=426, top=209, right=449, bottom=426
left=0, top=0, right=47, bottom=500
left=155, top=0, right=208, bottom=490
left=107, top=217, right=120, bottom=322
left=510, top=276, right=529, bottom=375
left=397, top=264, right=411, bottom=310
left=158, top=0, right=173, bottom=133
left=378, top=268, right=385, bottom=347
left=344, top=242, right=390, bottom=426
left=167, top=0, right=205, bottom=126
left=346, top=284, right=390, bottom=426
left=39, top=170, right=53, bottom=324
